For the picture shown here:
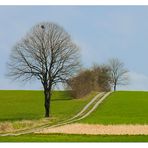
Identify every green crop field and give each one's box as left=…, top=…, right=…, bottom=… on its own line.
left=80, top=91, right=148, bottom=124
left=0, top=134, right=148, bottom=142
left=0, top=90, right=96, bottom=122
left=1, top=90, right=148, bottom=142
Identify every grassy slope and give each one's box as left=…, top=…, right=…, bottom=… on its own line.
left=0, top=90, right=96, bottom=122
left=1, top=134, right=148, bottom=142
left=80, top=91, right=148, bottom=124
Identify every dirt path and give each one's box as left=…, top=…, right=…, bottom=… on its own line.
left=36, top=123, right=148, bottom=135
left=67, top=92, right=104, bottom=121
left=49, top=92, right=111, bottom=128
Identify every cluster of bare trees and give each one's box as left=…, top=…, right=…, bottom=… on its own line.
left=67, top=65, right=111, bottom=98
left=68, top=59, right=129, bottom=98
left=7, top=22, right=129, bottom=117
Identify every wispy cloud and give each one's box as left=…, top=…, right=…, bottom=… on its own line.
left=119, top=71, right=148, bottom=91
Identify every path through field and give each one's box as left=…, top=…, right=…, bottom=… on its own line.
left=36, top=123, right=148, bottom=135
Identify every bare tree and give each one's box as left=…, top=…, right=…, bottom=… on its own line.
left=92, top=64, right=111, bottom=92
left=68, top=69, right=95, bottom=98
left=7, top=22, right=80, bottom=117
left=108, top=58, right=129, bottom=91
left=67, top=65, right=111, bottom=98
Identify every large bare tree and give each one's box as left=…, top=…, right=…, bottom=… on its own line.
left=7, top=22, right=80, bottom=117
left=108, top=58, right=129, bottom=91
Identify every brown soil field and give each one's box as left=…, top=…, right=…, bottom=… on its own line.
left=36, top=123, right=148, bottom=135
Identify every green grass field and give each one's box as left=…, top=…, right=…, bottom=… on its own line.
left=0, top=90, right=95, bottom=122
left=1, top=90, right=148, bottom=142
left=0, top=134, right=148, bottom=142
left=80, top=91, right=148, bottom=124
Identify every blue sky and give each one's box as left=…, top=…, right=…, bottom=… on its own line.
left=1, top=6, right=148, bottom=90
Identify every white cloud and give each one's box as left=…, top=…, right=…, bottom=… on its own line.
left=118, top=71, right=148, bottom=91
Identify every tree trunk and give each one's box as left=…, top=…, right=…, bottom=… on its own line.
left=114, top=84, right=116, bottom=91
left=44, top=89, right=51, bottom=117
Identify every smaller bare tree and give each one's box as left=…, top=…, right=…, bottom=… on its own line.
left=108, top=58, right=129, bottom=91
